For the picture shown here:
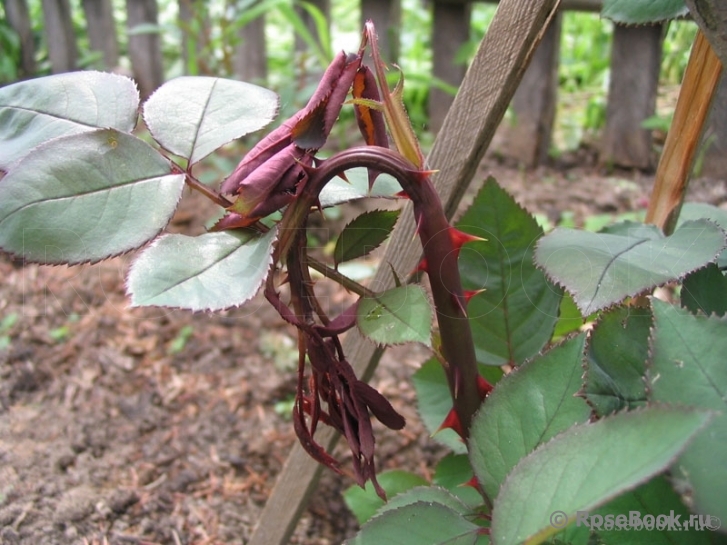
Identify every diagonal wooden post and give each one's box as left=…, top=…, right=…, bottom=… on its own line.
left=248, top=1, right=560, bottom=543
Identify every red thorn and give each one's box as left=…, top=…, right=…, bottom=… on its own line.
left=451, top=292, right=467, bottom=315
left=477, top=375, right=493, bottom=399
left=394, top=190, right=410, bottom=199
left=406, top=168, right=438, bottom=182
left=463, top=288, right=486, bottom=303
left=437, top=407, right=465, bottom=439
left=463, top=475, right=480, bottom=489
left=414, top=257, right=428, bottom=274
left=449, top=227, right=485, bottom=251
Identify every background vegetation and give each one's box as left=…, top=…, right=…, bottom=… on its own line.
left=0, top=0, right=698, bottom=152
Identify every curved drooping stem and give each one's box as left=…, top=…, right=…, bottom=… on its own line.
left=279, top=145, right=484, bottom=437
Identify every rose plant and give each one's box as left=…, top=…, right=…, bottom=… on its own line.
left=0, top=13, right=726, bottom=545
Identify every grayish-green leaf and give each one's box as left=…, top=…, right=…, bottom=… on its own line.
left=490, top=407, right=711, bottom=545
left=678, top=202, right=727, bottom=268
left=457, top=178, right=562, bottom=366
left=379, top=486, right=473, bottom=518
left=648, top=299, right=727, bottom=523
left=0, top=129, right=184, bottom=264
left=583, top=305, right=651, bottom=416
left=357, top=285, right=432, bottom=346
left=318, top=168, right=401, bottom=207
left=143, top=76, right=278, bottom=164
left=0, top=71, right=139, bottom=170
left=127, top=228, right=276, bottom=311
left=602, top=0, right=688, bottom=24
left=347, top=500, right=483, bottom=545
left=469, top=333, right=590, bottom=501
left=535, top=220, right=726, bottom=315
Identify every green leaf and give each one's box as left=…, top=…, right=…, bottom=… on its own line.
left=413, top=358, right=467, bottom=454
left=357, top=285, right=432, bottom=347
left=490, top=406, right=711, bottom=545
left=551, top=293, right=587, bottom=339
left=678, top=202, right=727, bottom=269
left=457, top=178, right=562, bottom=366
left=347, top=500, right=484, bottom=545
left=377, top=486, right=474, bottom=519
left=433, top=454, right=485, bottom=508
left=592, top=476, right=711, bottom=544
left=535, top=220, right=726, bottom=315
left=143, top=77, right=278, bottom=165
left=334, top=209, right=400, bottom=266
left=583, top=305, right=651, bottom=416
left=318, top=168, right=401, bottom=207
left=0, top=71, right=139, bottom=171
left=343, top=470, right=428, bottom=524
left=681, top=263, right=727, bottom=317
left=127, top=228, right=276, bottom=311
left=0, top=129, right=184, bottom=264
left=648, top=299, right=727, bottom=523
left=469, top=333, right=591, bottom=501
left=602, top=0, right=688, bottom=24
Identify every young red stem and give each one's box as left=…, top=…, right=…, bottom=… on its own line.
left=295, top=146, right=482, bottom=437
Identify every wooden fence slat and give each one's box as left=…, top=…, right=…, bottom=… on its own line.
left=125, top=0, right=164, bottom=98
left=247, top=1, right=559, bottom=544
left=42, top=0, right=78, bottom=73
left=498, top=11, right=562, bottom=166
left=361, top=0, right=402, bottom=64
left=3, top=0, right=36, bottom=77
left=429, top=1, right=471, bottom=132
left=600, top=23, right=664, bottom=169
left=81, top=0, right=119, bottom=70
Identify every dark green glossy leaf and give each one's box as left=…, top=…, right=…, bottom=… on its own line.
left=491, top=407, right=711, bottom=545
left=583, top=305, right=651, bottom=416
left=469, top=333, right=590, bottom=501
left=592, top=476, right=711, bottom=544
left=535, top=220, right=726, bottom=315
left=681, top=263, right=727, bottom=317
left=143, top=76, right=278, bottom=164
left=343, top=470, right=428, bottom=524
left=433, top=454, right=484, bottom=508
left=334, top=209, right=400, bottom=266
left=602, top=0, right=688, bottom=24
left=127, top=228, right=276, bottom=311
left=413, top=358, right=466, bottom=454
left=457, top=178, right=562, bottom=366
left=0, top=71, right=139, bottom=170
left=357, top=285, right=431, bottom=346
left=648, top=299, right=727, bottom=523
left=0, top=129, right=184, bottom=264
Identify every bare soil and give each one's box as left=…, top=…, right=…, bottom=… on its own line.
left=1, top=152, right=726, bottom=545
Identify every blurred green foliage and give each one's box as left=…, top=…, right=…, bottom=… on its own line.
left=0, top=0, right=699, bottom=152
